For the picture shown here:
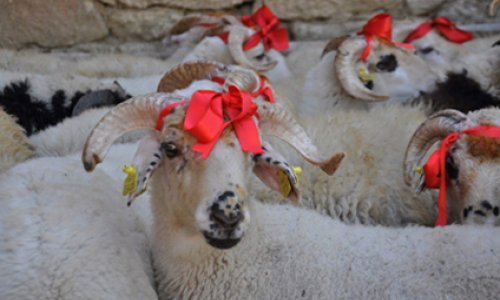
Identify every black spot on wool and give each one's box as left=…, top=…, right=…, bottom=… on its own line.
left=0, top=79, right=131, bottom=136
left=420, top=72, right=500, bottom=114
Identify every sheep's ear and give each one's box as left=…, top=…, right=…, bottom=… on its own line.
left=252, top=143, right=300, bottom=204
left=123, top=135, right=164, bottom=206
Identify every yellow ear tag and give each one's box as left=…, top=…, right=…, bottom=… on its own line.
left=122, top=165, right=138, bottom=196
left=358, top=67, right=375, bottom=84
left=415, top=166, right=424, bottom=174
left=278, top=166, right=302, bottom=197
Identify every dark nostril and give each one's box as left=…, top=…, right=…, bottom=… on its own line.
left=211, top=208, right=243, bottom=228
left=480, top=200, right=493, bottom=210
left=376, top=54, right=398, bottom=72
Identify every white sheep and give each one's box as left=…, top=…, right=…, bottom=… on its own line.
left=166, top=12, right=292, bottom=83
left=300, top=33, right=499, bottom=116
left=0, top=147, right=157, bottom=300
left=82, top=92, right=500, bottom=299
left=0, top=108, right=34, bottom=172
left=404, top=107, right=500, bottom=225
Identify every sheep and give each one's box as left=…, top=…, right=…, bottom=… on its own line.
left=81, top=92, right=500, bottom=299
left=165, top=7, right=292, bottom=83
left=0, top=71, right=130, bottom=135
left=0, top=148, right=157, bottom=300
left=0, top=108, right=34, bottom=172
left=300, top=33, right=499, bottom=116
left=404, top=107, right=500, bottom=226
left=392, top=17, right=500, bottom=68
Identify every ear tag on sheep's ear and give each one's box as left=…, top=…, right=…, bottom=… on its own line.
left=358, top=67, right=375, bottom=84
left=278, top=166, right=302, bottom=197
left=122, top=165, right=139, bottom=197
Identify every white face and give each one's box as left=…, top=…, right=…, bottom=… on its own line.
left=156, top=126, right=253, bottom=249
left=445, top=135, right=500, bottom=225
left=356, top=41, right=439, bottom=101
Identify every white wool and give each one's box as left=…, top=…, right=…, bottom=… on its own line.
left=0, top=149, right=156, bottom=300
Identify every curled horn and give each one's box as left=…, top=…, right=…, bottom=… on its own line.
left=227, top=25, right=277, bottom=72
left=170, top=15, right=225, bottom=35
left=321, top=35, right=350, bottom=58
left=490, top=0, right=499, bottom=17
left=157, top=60, right=226, bottom=93
left=334, top=38, right=390, bottom=101
left=403, top=109, right=469, bottom=189
left=255, top=99, right=345, bottom=175
left=82, top=93, right=185, bottom=172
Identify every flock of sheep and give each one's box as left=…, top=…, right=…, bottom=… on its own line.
left=1, top=3, right=500, bottom=299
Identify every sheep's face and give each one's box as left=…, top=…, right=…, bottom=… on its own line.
left=357, top=42, right=438, bottom=101
left=445, top=134, right=500, bottom=225
left=154, top=123, right=299, bottom=250
left=335, top=37, right=441, bottom=102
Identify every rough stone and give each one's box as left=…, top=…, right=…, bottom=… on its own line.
left=105, top=8, right=183, bottom=41
left=406, top=0, right=446, bottom=15
left=290, top=20, right=367, bottom=40
left=0, top=0, right=108, bottom=48
left=437, top=0, right=500, bottom=24
left=259, top=0, right=404, bottom=21
left=115, top=0, right=248, bottom=10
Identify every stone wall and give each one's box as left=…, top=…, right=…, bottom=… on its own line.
left=0, top=0, right=498, bottom=49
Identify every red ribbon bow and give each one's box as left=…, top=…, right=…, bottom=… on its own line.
left=357, top=13, right=413, bottom=61
left=240, top=5, right=289, bottom=52
left=156, top=86, right=264, bottom=158
left=403, top=17, right=473, bottom=44
left=422, top=125, right=500, bottom=226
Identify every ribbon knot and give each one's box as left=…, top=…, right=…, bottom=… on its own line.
left=240, top=5, right=289, bottom=52
left=421, top=126, right=500, bottom=226
left=357, top=13, right=413, bottom=61
left=403, top=17, right=473, bottom=44
left=211, top=75, right=275, bottom=103
left=183, top=85, right=263, bottom=158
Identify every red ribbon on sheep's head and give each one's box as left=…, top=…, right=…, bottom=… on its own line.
left=156, top=85, right=265, bottom=158
left=421, top=125, right=500, bottom=226
left=403, top=17, right=473, bottom=44
left=357, top=13, right=413, bottom=61
left=217, top=5, right=289, bottom=52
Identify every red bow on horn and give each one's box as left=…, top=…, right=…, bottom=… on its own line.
left=357, top=13, right=412, bottom=61
left=422, top=125, right=500, bottom=226
left=403, top=17, right=473, bottom=44
left=156, top=86, right=264, bottom=158
left=240, top=5, right=289, bottom=52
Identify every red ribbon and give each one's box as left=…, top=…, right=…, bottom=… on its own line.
left=403, top=17, right=473, bottom=44
left=240, top=5, right=289, bottom=52
left=357, top=13, right=413, bottom=61
left=156, top=87, right=263, bottom=158
left=422, top=125, right=500, bottom=226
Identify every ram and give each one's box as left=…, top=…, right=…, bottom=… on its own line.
left=301, top=33, right=499, bottom=116
left=404, top=108, right=500, bottom=225
left=79, top=92, right=500, bottom=299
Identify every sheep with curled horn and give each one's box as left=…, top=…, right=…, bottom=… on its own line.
left=404, top=107, right=500, bottom=226
left=78, top=64, right=500, bottom=300
left=164, top=11, right=292, bottom=83
left=300, top=28, right=500, bottom=116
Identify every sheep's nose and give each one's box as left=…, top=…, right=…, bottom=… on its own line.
left=210, top=191, right=243, bottom=229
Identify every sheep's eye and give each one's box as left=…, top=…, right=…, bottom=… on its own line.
left=254, top=53, right=266, bottom=61
left=445, top=154, right=459, bottom=180
left=420, top=47, right=434, bottom=55
left=162, top=142, right=180, bottom=158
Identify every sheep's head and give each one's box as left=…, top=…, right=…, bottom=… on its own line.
left=173, top=9, right=290, bottom=81
left=82, top=63, right=344, bottom=249
left=404, top=108, right=500, bottom=225
left=333, top=36, right=439, bottom=102
left=393, top=18, right=473, bottom=67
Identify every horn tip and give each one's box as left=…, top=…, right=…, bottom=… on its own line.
left=321, top=152, right=345, bottom=175
left=82, top=152, right=101, bottom=172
